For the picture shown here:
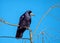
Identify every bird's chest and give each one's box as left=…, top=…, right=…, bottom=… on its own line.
left=24, top=18, right=30, bottom=23
left=25, top=13, right=31, bottom=19
left=22, top=17, right=31, bottom=26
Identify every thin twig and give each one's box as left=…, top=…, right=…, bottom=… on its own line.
left=41, top=31, right=45, bottom=43
left=44, top=32, right=50, bottom=43
left=0, top=18, right=18, bottom=26
left=28, top=28, right=33, bottom=43
left=33, top=5, right=60, bottom=35
left=0, top=36, right=30, bottom=40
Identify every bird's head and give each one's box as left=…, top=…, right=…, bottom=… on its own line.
left=26, top=10, right=35, bottom=16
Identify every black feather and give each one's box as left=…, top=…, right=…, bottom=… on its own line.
left=16, top=27, right=26, bottom=38
left=16, top=10, right=32, bottom=38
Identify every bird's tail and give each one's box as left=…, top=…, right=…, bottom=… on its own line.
left=16, top=28, right=26, bottom=39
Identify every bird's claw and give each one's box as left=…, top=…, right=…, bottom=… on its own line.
left=24, top=26, right=29, bottom=30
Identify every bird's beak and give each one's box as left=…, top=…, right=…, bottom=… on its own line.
left=30, top=13, right=35, bottom=16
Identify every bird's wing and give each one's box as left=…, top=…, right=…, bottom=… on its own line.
left=18, top=14, right=25, bottom=25
left=16, top=14, right=26, bottom=38
left=30, top=18, right=31, bottom=24
left=20, top=14, right=25, bottom=21
left=16, top=28, right=26, bottom=38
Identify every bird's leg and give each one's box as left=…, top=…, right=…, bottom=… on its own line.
left=24, top=26, right=29, bottom=30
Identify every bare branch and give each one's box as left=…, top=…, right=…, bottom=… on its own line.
left=0, top=18, right=19, bottom=26
left=33, top=4, right=60, bottom=35
left=0, top=18, right=33, bottom=43
left=28, top=28, right=33, bottom=43
left=0, top=36, right=30, bottom=40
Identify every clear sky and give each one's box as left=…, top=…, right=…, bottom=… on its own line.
left=0, top=0, right=60, bottom=43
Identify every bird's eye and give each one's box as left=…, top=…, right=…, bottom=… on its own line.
left=28, top=11, right=32, bottom=14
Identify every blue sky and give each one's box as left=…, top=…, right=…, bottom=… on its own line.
left=0, top=0, right=60, bottom=43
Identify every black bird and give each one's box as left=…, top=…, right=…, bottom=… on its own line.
left=16, top=10, right=34, bottom=38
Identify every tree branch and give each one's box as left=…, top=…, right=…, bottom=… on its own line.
left=0, top=36, right=30, bottom=40
left=33, top=4, right=60, bottom=35
left=0, top=18, right=19, bottom=26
